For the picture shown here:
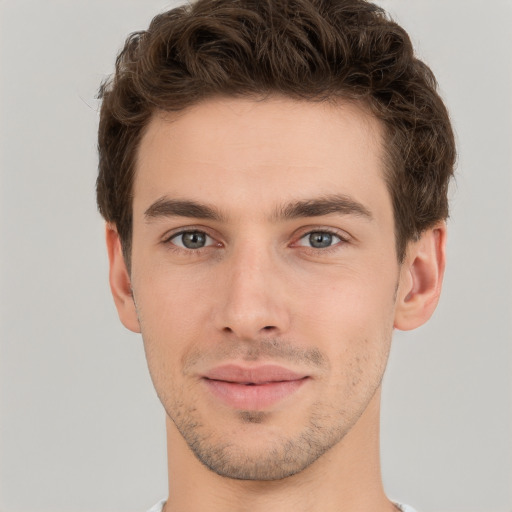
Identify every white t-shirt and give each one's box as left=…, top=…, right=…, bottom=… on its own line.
left=146, top=500, right=166, bottom=512
left=147, top=499, right=417, bottom=511
left=396, top=505, right=418, bottom=512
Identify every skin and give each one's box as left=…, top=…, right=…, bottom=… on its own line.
left=107, top=96, right=446, bottom=512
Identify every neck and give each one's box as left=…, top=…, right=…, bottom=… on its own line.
left=164, top=388, right=394, bottom=512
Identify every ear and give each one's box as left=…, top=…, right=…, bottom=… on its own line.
left=394, top=222, right=447, bottom=331
left=105, top=224, right=141, bottom=333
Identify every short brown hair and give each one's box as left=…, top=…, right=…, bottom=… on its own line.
left=97, top=0, right=456, bottom=265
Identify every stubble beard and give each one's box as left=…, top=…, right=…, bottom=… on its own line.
left=143, top=334, right=392, bottom=482
left=167, top=393, right=356, bottom=481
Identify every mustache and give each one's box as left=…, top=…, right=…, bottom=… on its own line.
left=183, top=338, right=328, bottom=373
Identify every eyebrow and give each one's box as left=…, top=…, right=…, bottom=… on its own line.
left=143, top=194, right=372, bottom=223
left=144, top=198, right=225, bottom=221
left=273, top=194, right=373, bottom=221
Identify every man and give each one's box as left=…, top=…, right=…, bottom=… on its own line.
left=96, top=0, right=455, bottom=510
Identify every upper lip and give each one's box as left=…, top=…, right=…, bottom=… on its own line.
left=203, top=364, right=308, bottom=384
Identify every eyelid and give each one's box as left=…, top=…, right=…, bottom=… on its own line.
left=161, top=226, right=221, bottom=248
left=290, top=227, right=352, bottom=253
left=172, top=231, right=214, bottom=249
left=296, top=231, right=341, bottom=246
left=293, top=226, right=350, bottom=242
left=159, top=225, right=351, bottom=251
left=162, top=225, right=210, bottom=240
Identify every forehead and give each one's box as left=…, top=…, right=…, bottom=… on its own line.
left=133, top=96, right=389, bottom=220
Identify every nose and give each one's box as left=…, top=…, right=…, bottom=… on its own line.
left=213, top=242, right=291, bottom=340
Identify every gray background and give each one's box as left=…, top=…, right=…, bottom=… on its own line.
left=0, top=1, right=511, bottom=511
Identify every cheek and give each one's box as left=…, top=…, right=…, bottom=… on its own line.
left=293, top=267, right=396, bottom=378
left=295, top=266, right=397, bottom=329
left=134, top=253, right=212, bottom=315
left=132, top=265, right=214, bottom=366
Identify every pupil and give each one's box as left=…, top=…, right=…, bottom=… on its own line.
left=309, top=232, right=332, bottom=248
left=183, top=232, right=206, bottom=249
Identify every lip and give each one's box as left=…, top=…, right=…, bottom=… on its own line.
left=202, top=364, right=309, bottom=410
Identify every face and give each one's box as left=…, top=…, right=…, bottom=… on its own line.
left=127, top=97, right=404, bottom=480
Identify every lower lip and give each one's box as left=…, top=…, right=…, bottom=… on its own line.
left=203, top=378, right=308, bottom=410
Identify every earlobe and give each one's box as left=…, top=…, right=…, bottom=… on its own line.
left=105, top=225, right=141, bottom=333
left=394, top=223, right=447, bottom=331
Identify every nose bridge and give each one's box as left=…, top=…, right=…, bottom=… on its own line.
left=214, top=238, right=289, bottom=337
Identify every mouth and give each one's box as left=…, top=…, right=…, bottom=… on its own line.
left=202, top=364, right=309, bottom=410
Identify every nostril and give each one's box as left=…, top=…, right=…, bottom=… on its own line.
left=263, top=326, right=275, bottom=330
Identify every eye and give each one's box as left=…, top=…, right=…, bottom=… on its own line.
left=170, top=230, right=215, bottom=249
left=296, top=231, right=343, bottom=249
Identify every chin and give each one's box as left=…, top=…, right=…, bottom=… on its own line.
left=172, top=406, right=346, bottom=481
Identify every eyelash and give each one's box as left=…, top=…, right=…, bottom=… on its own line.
left=294, top=228, right=349, bottom=253
left=162, top=228, right=349, bottom=254
left=162, top=229, right=219, bottom=253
